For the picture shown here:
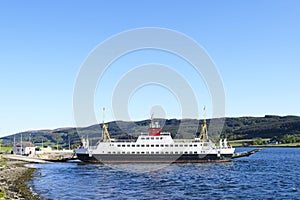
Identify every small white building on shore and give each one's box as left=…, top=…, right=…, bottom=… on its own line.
left=14, top=142, right=35, bottom=156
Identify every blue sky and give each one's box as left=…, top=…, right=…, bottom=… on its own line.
left=0, top=1, right=300, bottom=136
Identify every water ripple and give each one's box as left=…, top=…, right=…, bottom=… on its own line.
left=28, top=148, right=300, bottom=199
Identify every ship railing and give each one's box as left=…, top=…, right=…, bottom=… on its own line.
left=173, top=139, right=195, bottom=143
left=114, top=139, right=136, bottom=143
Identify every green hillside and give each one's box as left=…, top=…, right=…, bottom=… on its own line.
left=1, top=115, right=300, bottom=148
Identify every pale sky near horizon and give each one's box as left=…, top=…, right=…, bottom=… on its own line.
left=1, top=1, right=300, bottom=136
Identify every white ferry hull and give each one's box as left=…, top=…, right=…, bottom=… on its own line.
left=76, top=151, right=233, bottom=163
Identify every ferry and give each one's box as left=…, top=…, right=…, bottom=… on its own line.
left=75, top=108, right=235, bottom=163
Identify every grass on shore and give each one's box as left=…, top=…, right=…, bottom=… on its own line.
left=0, top=156, right=7, bottom=168
left=261, top=142, right=300, bottom=147
left=230, top=139, right=300, bottom=147
left=0, top=187, right=6, bottom=198
left=0, top=146, right=12, bottom=153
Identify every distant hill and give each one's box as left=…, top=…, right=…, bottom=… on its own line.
left=1, top=115, right=300, bottom=147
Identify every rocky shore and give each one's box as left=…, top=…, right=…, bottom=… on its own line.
left=0, top=156, right=42, bottom=200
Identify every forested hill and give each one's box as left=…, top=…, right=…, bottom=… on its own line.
left=1, top=115, right=300, bottom=147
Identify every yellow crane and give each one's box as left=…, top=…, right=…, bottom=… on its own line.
left=199, top=106, right=209, bottom=141
left=102, top=107, right=111, bottom=142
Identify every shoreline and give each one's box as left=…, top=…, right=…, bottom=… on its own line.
left=233, top=145, right=300, bottom=148
left=0, top=156, right=42, bottom=200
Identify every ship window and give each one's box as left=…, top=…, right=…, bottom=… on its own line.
left=194, top=151, right=197, bottom=154
left=156, top=137, right=159, bottom=140
left=132, top=152, right=135, bottom=154
left=122, top=144, right=125, bottom=147
left=189, top=151, right=193, bottom=154
left=127, top=144, right=130, bottom=147
left=184, top=151, right=188, bottom=154
left=165, top=152, right=169, bottom=154
left=113, top=152, right=116, bottom=154
left=151, top=144, right=154, bottom=147
left=151, top=152, right=154, bottom=154
left=156, top=152, right=159, bottom=154
left=127, top=152, right=130, bottom=154
left=165, top=144, right=169, bottom=147
left=146, top=144, right=149, bottom=147
left=117, top=144, right=121, bottom=147
left=180, top=151, right=183, bottom=154
left=156, top=144, right=159, bottom=147
left=141, top=152, right=145, bottom=154
left=170, top=152, right=173, bottom=154
left=141, top=144, right=145, bottom=147
left=175, top=152, right=178, bottom=154
left=179, top=145, right=183, bottom=147
left=160, top=137, right=163, bottom=140
left=146, top=137, right=149, bottom=140
left=137, top=152, right=140, bottom=154
left=137, top=145, right=140, bottom=147
left=160, top=144, right=164, bottom=147
left=117, top=152, right=120, bottom=154
left=132, top=144, right=135, bottom=147
left=108, top=152, right=111, bottom=154
left=189, top=144, right=192, bottom=147
left=184, top=144, right=188, bottom=147
left=146, top=152, right=149, bottom=154
left=200, top=144, right=203, bottom=146
left=122, top=152, right=125, bottom=154
left=170, top=145, right=173, bottom=147
left=141, top=137, right=145, bottom=140
left=151, top=137, right=154, bottom=140
left=175, top=144, right=178, bottom=147
left=194, top=144, right=197, bottom=147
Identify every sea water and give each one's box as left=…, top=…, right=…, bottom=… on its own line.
left=28, top=148, right=300, bottom=199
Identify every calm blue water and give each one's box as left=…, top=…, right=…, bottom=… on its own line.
left=28, top=148, right=300, bottom=199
